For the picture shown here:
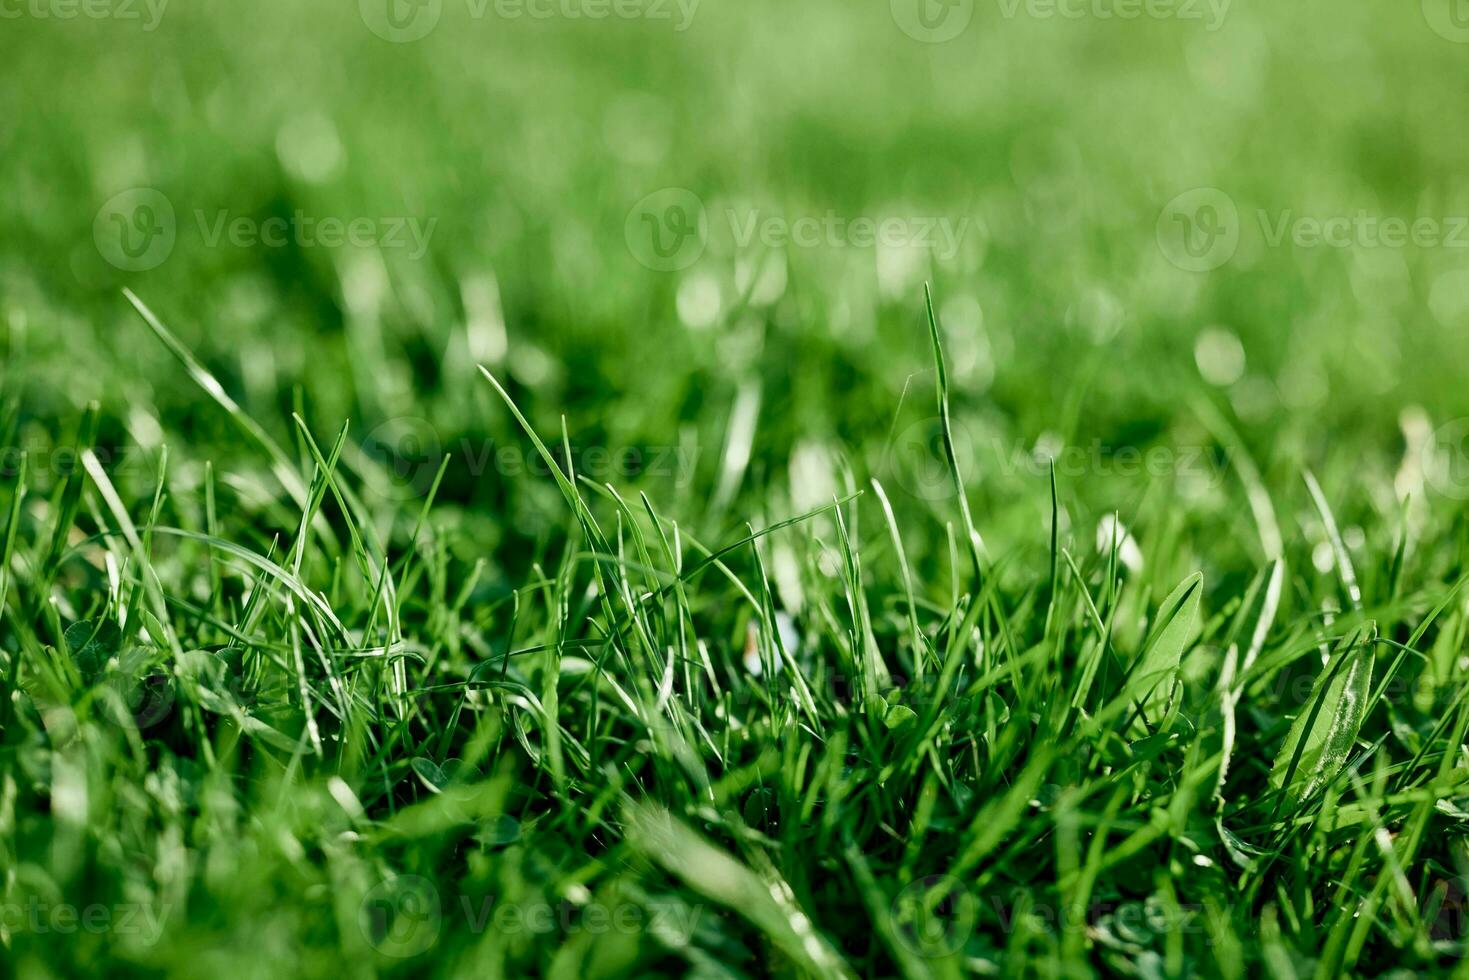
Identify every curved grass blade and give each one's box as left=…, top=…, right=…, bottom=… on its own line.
left=1304, top=470, right=1362, bottom=611
left=125, top=289, right=308, bottom=508
left=923, top=283, right=984, bottom=589
left=1214, top=559, right=1284, bottom=800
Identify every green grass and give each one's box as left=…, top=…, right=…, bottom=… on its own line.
left=7, top=2, right=1469, bottom=976
left=4, top=286, right=1469, bottom=977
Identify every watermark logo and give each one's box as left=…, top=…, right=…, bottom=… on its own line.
left=357, top=878, right=703, bottom=957
left=92, top=189, right=437, bottom=270
left=0, top=899, right=172, bottom=945
left=362, top=416, right=445, bottom=502
left=885, top=419, right=1227, bottom=501
left=359, top=875, right=442, bottom=958
left=1008, top=439, right=1228, bottom=484
left=1423, top=418, right=1469, bottom=501
left=887, top=417, right=973, bottom=502
left=1423, top=0, right=1469, bottom=42
left=356, top=417, right=700, bottom=501
left=360, top=0, right=698, bottom=42
left=892, top=875, right=978, bottom=958
left=1159, top=188, right=1469, bottom=272
left=94, top=188, right=176, bottom=272
left=359, top=0, right=441, bottom=42
left=725, top=210, right=969, bottom=259
left=891, top=0, right=974, bottom=42
left=626, top=189, right=971, bottom=271
left=995, top=0, right=1229, bottom=29
left=486, top=0, right=698, bottom=28
left=1257, top=210, right=1469, bottom=250
left=625, top=188, right=708, bottom=271
left=99, top=672, right=176, bottom=731
left=1156, top=187, right=1239, bottom=272
left=194, top=210, right=436, bottom=258
left=0, top=0, right=168, bottom=30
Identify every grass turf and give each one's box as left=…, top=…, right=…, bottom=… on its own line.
left=7, top=3, right=1469, bottom=977
left=4, top=286, right=1468, bottom=976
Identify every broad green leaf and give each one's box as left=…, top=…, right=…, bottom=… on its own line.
left=883, top=703, right=918, bottom=730
left=410, top=757, right=450, bottom=794
left=1269, top=623, right=1376, bottom=806
left=1123, top=571, right=1203, bottom=709
left=475, top=814, right=521, bottom=847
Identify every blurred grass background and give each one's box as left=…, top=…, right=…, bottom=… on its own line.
left=1, top=0, right=1467, bottom=617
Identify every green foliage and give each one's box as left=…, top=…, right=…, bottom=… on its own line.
left=4, top=3, right=1469, bottom=977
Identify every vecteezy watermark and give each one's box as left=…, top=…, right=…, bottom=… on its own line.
left=892, top=0, right=1226, bottom=41
left=1422, top=0, right=1469, bottom=43
left=1155, top=187, right=1240, bottom=273
left=723, top=210, right=970, bottom=260
left=360, top=416, right=700, bottom=501
left=1158, top=188, right=1469, bottom=272
left=358, top=876, right=704, bottom=958
left=885, top=417, right=1229, bottom=502
left=0, top=898, right=172, bottom=945
left=362, top=417, right=446, bottom=502
left=1, top=442, right=163, bottom=482
left=891, top=878, right=1213, bottom=959
left=0, top=0, right=167, bottom=30
left=1423, top=418, right=1469, bottom=501
left=892, top=876, right=981, bottom=957
left=998, top=439, right=1229, bottom=484
left=194, top=210, right=436, bottom=259
left=91, top=671, right=176, bottom=731
left=2, top=425, right=695, bottom=506
left=890, top=0, right=975, bottom=42
left=1256, top=210, right=1469, bottom=251
left=359, top=0, right=698, bottom=43
left=93, top=188, right=177, bottom=272
left=624, top=188, right=708, bottom=271
left=361, top=876, right=441, bottom=958
left=92, top=188, right=437, bottom=271
left=886, top=417, right=973, bottom=502
left=625, top=189, right=971, bottom=272
left=1258, top=654, right=1468, bottom=712
left=995, top=0, right=1228, bottom=28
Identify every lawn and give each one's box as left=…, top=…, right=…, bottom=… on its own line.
left=4, top=1, right=1469, bottom=976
